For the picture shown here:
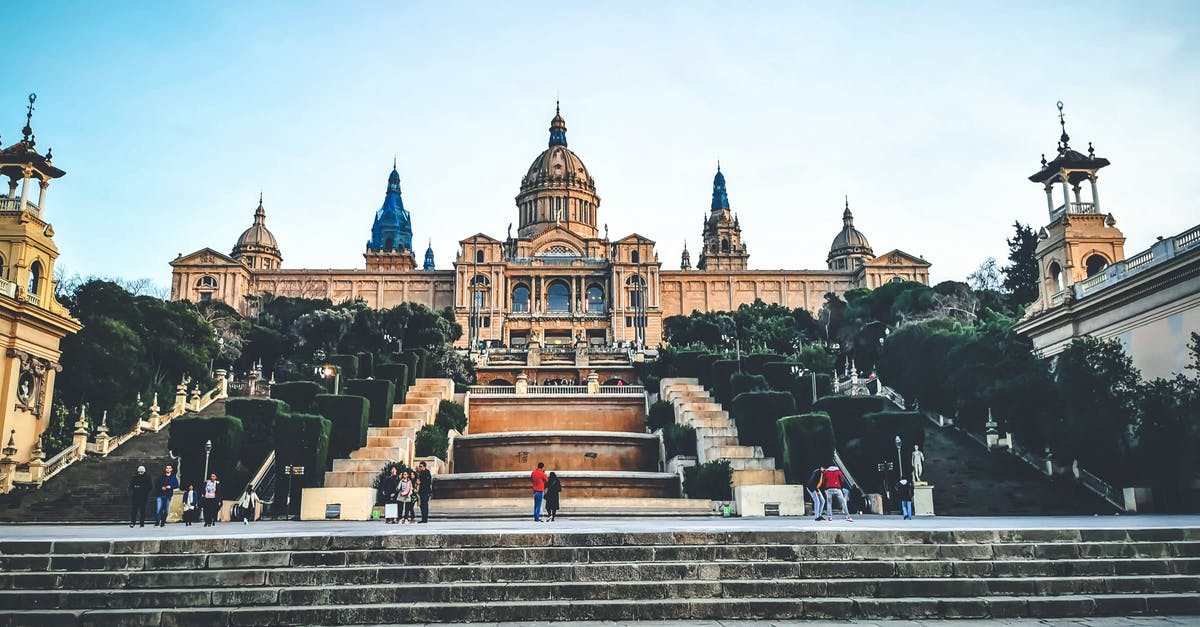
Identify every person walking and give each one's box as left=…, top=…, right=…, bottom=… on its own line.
left=822, top=465, right=853, bottom=522
left=181, top=484, right=199, bottom=526
left=201, top=472, right=222, bottom=527
left=128, top=465, right=151, bottom=528
left=897, top=478, right=915, bottom=520
left=416, top=461, right=432, bottom=523
left=531, top=462, right=548, bottom=522
left=397, top=471, right=414, bottom=524
left=236, top=487, right=259, bottom=525
left=805, top=466, right=826, bottom=522
left=154, top=465, right=179, bottom=527
left=544, top=472, right=562, bottom=522
left=381, top=466, right=400, bottom=524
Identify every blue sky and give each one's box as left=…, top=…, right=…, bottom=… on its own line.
left=4, top=2, right=1199, bottom=289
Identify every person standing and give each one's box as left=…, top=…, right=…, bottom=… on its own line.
left=805, top=466, right=826, bottom=522
left=416, top=461, right=432, bottom=523
left=544, top=472, right=562, bottom=522
left=128, top=465, right=151, bottom=528
left=822, top=465, right=853, bottom=522
left=531, top=462, right=548, bottom=522
left=397, top=471, right=414, bottom=524
left=897, top=478, right=915, bottom=520
left=201, top=472, right=222, bottom=527
left=181, top=484, right=199, bottom=526
left=154, top=465, right=179, bottom=527
left=381, top=467, right=400, bottom=524
left=236, top=487, right=259, bottom=525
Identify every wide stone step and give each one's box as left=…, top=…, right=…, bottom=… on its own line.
left=350, top=445, right=408, bottom=462
left=6, top=592, right=1200, bottom=625
left=323, top=471, right=381, bottom=488
left=368, top=426, right=416, bottom=438
left=366, top=435, right=411, bottom=448
left=332, top=459, right=392, bottom=473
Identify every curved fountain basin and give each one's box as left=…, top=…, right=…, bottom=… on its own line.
left=452, top=430, right=662, bottom=473
left=432, top=470, right=681, bottom=499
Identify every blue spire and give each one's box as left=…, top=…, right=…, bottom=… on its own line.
left=423, top=239, right=435, bottom=270
left=548, top=101, right=568, bottom=147
left=711, top=163, right=730, bottom=211
left=367, top=162, right=413, bottom=252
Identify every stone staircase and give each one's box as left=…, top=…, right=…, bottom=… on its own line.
left=302, top=379, right=453, bottom=519
left=660, top=377, right=784, bottom=487
left=1, top=525, right=1199, bottom=624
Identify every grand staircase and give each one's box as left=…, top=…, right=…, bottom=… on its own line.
left=1, top=524, right=1198, bottom=624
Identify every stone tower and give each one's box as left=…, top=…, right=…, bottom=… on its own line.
left=365, top=162, right=416, bottom=271
left=697, top=165, right=749, bottom=271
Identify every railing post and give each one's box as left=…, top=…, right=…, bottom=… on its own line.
left=95, top=410, right=111, bottom=456
left=586, top=372, right=599, bottom=394
left=189, top=385, right=201, bottom=411
left=0, top=430, right=17, bottom=494
left=515, top=372, right=528, bottom=394
left=27, top=436, right=45, bottom=485
left=215, top=369, right=229, bottom=399
left=72, top=408, right=89, bottom=460
left=174, top=381, right=188, bottom=413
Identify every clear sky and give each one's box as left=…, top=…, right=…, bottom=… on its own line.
left=4, top=2, right=1199, bottom=289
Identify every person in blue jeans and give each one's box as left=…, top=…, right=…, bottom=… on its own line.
left=897, top=478, right=915, bottom=520
left=530, top=462, right=548, bottom=522
left=154, top=465, right=179, bottom=527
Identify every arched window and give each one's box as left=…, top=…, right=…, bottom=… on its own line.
left=721, top=238, right=731, bottom=253
left=196, top=275, right=218, bottom=289
left=0, top=253, right=6, bottom=280
left=890, top=277, right=903, bottom=284
left=511, top=284, right=530, bottom=312
left=631, top=250, right=640, bottom=264
left=27, top=260, right=41, bottom=296
left=1085, top=254, right=1108, bottom=277
left=1049, top=261, right=1063, bottom=292
left=546, top=281, right=570, bottom=312
left=626, top=275, right=645, bottom=309
left=586, top=284, right=605, bottom=313
left=475, top=250, right=485, bottom=263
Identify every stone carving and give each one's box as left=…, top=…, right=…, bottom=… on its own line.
left=6, top=348, right=60, bottom=418
left=911, top=444, right=925, bottom=484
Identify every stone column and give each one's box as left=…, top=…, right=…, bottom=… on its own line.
left=174, top=382, right=188, bottom=414
left=72, top=409, right=89, bottom=459
left=586, top=372, right=599, bottom=394
left=189, top=385, right=201, bottom=411
left=18, top=166, right=32, bottom=212
left=37, top=180, right=48, bottom=212
left=1089, top=174, right=1100, bottom=211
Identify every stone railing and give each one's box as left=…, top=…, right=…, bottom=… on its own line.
left=0, top=279, right=16, bottom=299
left=0, top=197, right=38, bottom=214
left=832, top=375, right=907, bottom=409
left=1051, top=201, right=1099, bottom=219
left=468, top=384, right=644, bottom=397
left=22, top=293, right=39, bottom=306
left=1072, top=221, right=1200, bottom=301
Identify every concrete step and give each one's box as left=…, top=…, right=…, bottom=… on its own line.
left=366, top=435, right=412, bottom=448
left=350, top=445, right=409, bottom=461
left=368, top=426, right=416, bottom=438
left=693, top=426, right=740, bottom=439
left=385, top=417, right=425, bottom=430
left=322, top=471, right=381, bottom=488
left=702, top=444, right=765, bottom=460
left=722, top=457, right=778, bottom=471
left=732, top=469, right=787, bottom=486
left=332, top=459, right=392, bottom=473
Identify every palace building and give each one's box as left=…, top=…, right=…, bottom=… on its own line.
left=170, top=106, right=931, bottom=349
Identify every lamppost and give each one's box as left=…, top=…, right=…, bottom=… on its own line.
left=894, top=435, right=903, bottom=478
left=721, top=332, right=741, bottom=372
left=790, top=365, right=818, bottom=405
left=203, top=439, right=213, bottom=480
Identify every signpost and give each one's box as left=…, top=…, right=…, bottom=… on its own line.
left=283, top=465, right=305, bottom=520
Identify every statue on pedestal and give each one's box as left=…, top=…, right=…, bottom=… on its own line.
left=911, top=444, right=925, bottom=484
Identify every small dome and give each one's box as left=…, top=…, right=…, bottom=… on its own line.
left=234, top=197, right=279, bottom=251
left=828, top=201, right=873, bottom=261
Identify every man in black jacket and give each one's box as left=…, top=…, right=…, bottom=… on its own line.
left=416, top=461, right=432, bottom=523
left=129, top=465, right=151, bottom=528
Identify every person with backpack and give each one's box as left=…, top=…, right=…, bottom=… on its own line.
left=805, top=466, right=827, bottom=522
left=236, top=487, right=259, bottom=525
left=822, top=465, right=853, bottom=522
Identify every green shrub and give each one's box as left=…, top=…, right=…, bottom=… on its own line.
left=674, top=351, right=706, bottom=380
left=314, top=394, right=370, bottom=460
left=327, top=354, right=359, bottom=379
left=270, top=381, right=325, bottom=413
left=662, top=423, right=697, bottom=459
left=683, top=460, right=732, bottom=500
left=275, top=413, right=332, bottom=489
left=168, top=415, right=246, bottom=489
left=813, top=395, right=893, bottom=448
left=710, top=359, right=741, bottom=406
left=344, top=378, right=395, bottom=428
left=434, top=400, right=467, bottom=433
left=745, top=353, right=786, bottom=376
left=355, top=352, right=374, bottom=379
left=791, top=373, right=834, bottom=412
left=777, top=412, right=836, bottom=483
left=730, top=391, right=796, bottom=460
left=415, top=424, right=448, bottom=458
left=641, top=375, right=661, bottom=394
left=647, top=400, right=676, bottom=431
left=375, top=363, right=409, bottom=402
left=695, top=354, right=724, bottom=387
left=730, top=373, right=768, bottom=399
left=224, top=398, right=290, bottom=472
left=399, top=351, right=421, bottom=385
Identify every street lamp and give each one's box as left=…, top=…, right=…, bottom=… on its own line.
left=895, top=435, right=903, bottom=478
left=203, top=439, right=213, bottom=480
left=790, top=365, right=818, bottom=405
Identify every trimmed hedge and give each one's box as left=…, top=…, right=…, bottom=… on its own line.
left=415, top=424, right=448, bottom=458
left=674, top=351, right=707, bottom=380
left=730, top=391, right=796, bottom=460
left=314, top=394, right=370, bottom=461
left=710, top=359, right=741, bottom=406
left=375, top=363, right=409, bottom=403
left=730, top=373, right=768, bottom=399
left=168, top=415, right=246, bottom=489
left=761, top=361, right=804, bottom=391
left=270, top=381, right=325, bottom=413
left=858, top=410, right=926, bottom=480
left=745, top=353, right=786, bottom=376
left=275, top=413, right=332, bottom=489
left=398, top=351, right=421, bottom=385
left=224, top=398, right=290, bottom=472
left=435, top=400, right=467, bottom=433
left=791, top=373, right=834, bottom=412
left=344, top=378, right=395, bottom=428
left=647, top=400, right=675, bottom=431
left=327, top=354, right=359, bottom=380
left=683, top=459, right=732, bottom=500
left=813, top=395, right=893, bottom=448
left=695, top=354, right=724, bottom=387
left=662, top=423, right=697, bottom=459
left=355, top=352, right=374, bottom=379
left=777, top=412, right=836, bottom=483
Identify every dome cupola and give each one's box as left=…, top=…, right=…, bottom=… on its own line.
left=515, top=104, right=601, bottom=239
left=232, top=194, right=282, bottom=270
left=827, top=197, right=873, bottom=270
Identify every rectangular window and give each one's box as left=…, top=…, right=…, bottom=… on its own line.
left=200, top=292, right=212, bottom=301
left=626, top=316, right=632, bottom=328
left=483, top=316, right=491, bottom=328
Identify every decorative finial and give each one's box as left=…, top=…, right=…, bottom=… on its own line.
left=556, top=98, right=560, bottom=116
left=1040, top=153, right=1047, bottom=167
left=22, top=93, right=36, bottom=146
left=717, top=159, right=721, bottom=172
left=258, top=191, right=263, bottom=206
left=845, top=195, right=849, bottom=211
left=1057, top=100, right=1069, bottom=148
left=1087, top=141, right=1095, bottom=158
left=45, top=147, right=52, bottom=163
left=393, top=155, right=397, bottom=170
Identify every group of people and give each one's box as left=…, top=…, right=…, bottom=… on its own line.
left=129, top=465, right=260, bottom=528
left=379, top=461, right=433, bottom=524
left=804, top=464, right=917, bottom=521
left=530, top=462, right=562, bottom=522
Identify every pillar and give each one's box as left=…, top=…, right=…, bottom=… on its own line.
left=515, top=372, right=529, bottom=394
left=36, top=180, right=48, bottom=213
left=95, top=411, right=111, bottom=456
left=1089, top=174, right=1100, bottom=211
left=1061, top=175, right=1071, bottom=212
left=27, top=437, right=44, bottom=484
left=586, top=371, right=599, bottom=394
left=216, top=369, right=229, bottom=398
left=18, top=166, right=31, bottom=212
left=72, top=409, right=89, bottom=459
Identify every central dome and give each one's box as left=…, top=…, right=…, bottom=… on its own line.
left=515, top=105, right=601, bottom=240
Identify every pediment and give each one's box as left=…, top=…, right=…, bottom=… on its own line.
left=170, top=247, right=241, bottom=267
left=459, top=233, right=501, bottom=245
left=614, top=233, right=656, bottom=245
left=529, top=226, right=590, bottom=253
left=865, top=249, right=930, bottom=267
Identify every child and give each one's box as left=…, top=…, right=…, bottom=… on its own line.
left=237, top=487, right=259, bottom=525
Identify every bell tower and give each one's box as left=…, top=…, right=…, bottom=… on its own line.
left=1027, top=102, right=1124, bottom=312
left=697, top=165, right=749, bottom=271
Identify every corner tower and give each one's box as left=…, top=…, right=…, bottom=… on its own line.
left=365, top=162, right=416, bottom=271
left=697, top=165, right=749, bottom=271
left=515, top=104, right=600, bottom=239
left=232, top=194, right=282, bottom=270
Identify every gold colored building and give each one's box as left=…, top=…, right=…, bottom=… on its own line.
left=171, top=107, right=930, bottom=349
left=0, top=95, right=82, bottom=466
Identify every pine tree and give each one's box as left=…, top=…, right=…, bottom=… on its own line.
left=1002, top=221, right=1039, bottom=307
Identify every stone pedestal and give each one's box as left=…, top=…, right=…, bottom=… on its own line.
left=732, top=484, right=806, bottom=517
left=914, top=482, right=935, bottom=516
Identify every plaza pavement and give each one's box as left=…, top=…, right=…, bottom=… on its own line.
left=368, top=621, right=1200, bottom=626
left=2, top=514, right=1199, bottom=542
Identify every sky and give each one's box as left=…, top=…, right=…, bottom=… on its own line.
left=4, top=2, right=1199, bottom=290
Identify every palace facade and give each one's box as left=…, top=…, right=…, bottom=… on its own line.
left=170, top=107, right=930, bottom=348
